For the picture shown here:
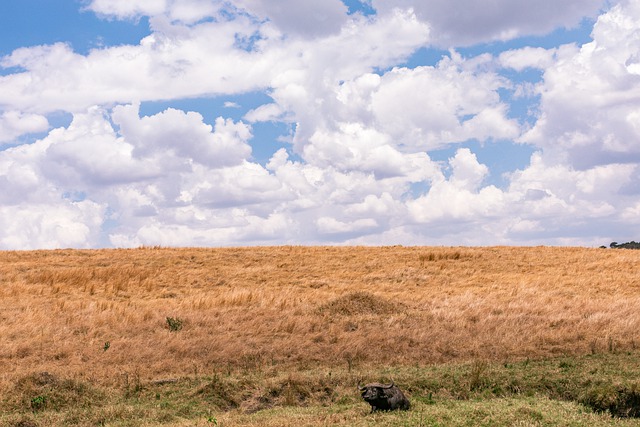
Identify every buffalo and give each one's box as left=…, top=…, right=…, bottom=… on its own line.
left=359, top=381, right=410, bottom=412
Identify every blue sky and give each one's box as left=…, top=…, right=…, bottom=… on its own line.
left=1, top=0, right=640, bottom=249
left=0, top=1, right=149, bottom=56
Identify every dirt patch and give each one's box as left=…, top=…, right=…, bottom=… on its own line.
left=317, top=291, right=404, bottom=316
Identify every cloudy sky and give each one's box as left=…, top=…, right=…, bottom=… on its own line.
left=1, top=0, right=640, bottom=249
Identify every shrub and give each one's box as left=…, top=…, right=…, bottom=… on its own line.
left=166, top=317, right=183, bottom=332
left=30, top=395, right=46, bottom=412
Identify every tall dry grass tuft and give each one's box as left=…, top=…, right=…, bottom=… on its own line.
left=1, top=246, right=640, bottom=388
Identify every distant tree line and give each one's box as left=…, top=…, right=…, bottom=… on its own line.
left=607, top=241, right=640, bottom=249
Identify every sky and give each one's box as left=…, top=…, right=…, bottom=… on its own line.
left=1, top=0, right=640, bottom=249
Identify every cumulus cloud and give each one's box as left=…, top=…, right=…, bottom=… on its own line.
left=316, top=216, right=379, bottom=235
left=0, top=19, right=275, bottom=113
left=502, top=153, right=632, bottom=244
left=0, top=103, right=276, bottom=247
left=3, top=0, right=640, bottom=248
left=238, top=0, right=349, bottom=38
left=86, top=0, right=223, bottom=23
left=371, top=0, right=606, bottom=46
left=0, top=202, right=105, bottom=250
left=33, top=105, right=253, bottom=192
left=0, top=131, right=107, bottom=249
left=87, top=0, right=167, bottom=19
left=367, top=57, right=520, bottom=150
left=407, top=149, right=504, bottom=223
left=244, top=103, right=284, bottom=123
left=87, top=0, right=347, bottom=35
left=267, top=8, right=430, bottom=151
left=499, top=47, right=559, bottom=71
left=0, top=6, right=428, bottom=118
left=41, top=108, right=157, bottom=188
left=0, top=111, right=49, bottom=143
left=521, top=0, right=640, bottom=170
left=303, top=122, right=439, bottom=181
left=112, top=104, right=252, bottom=168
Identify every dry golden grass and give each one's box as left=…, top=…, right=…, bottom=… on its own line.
left=1, top=245, right=639, bottom=391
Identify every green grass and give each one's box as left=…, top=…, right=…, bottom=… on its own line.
left=3, top=352, right=640, bottom=426
left=222, top=398, right=638, bottom=427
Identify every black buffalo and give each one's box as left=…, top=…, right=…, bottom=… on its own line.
left=359, top=381, right=410, bottom=412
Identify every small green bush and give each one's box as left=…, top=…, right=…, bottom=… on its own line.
left=166, top=317, right=183, bottom=332
left=30, top=395, right=46, bottom=412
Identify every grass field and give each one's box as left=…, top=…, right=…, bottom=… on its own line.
left=1, top=246, right=640, bottom=426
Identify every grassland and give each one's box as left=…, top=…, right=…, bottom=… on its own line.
left=1, top=246, right=640, bottom=426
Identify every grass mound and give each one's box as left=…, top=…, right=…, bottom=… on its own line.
left=581, top=383, right=640, bottom=418
left=317, top=291, right=403, bottom=316
left=195, top=375, right=245, bottom=411
left=7, top=372, right=103, bottom=413
left=8, top=418, right=39, bottom=427
left=196, top=373, right=341, bottom=414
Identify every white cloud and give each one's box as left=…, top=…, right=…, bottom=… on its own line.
left=371, top=0, right=606, bottom=46
left=0, top=126, right=122, bottom=247
left=303, top=122, right=439, bottom=180
left=109, top=209, right=295, bottom=247
left=238, top=0, right=349, bottom=38
left=112, top=104, right=252, bottom=168
left=266, top=8, right=430, bottom=147
left=0, top=201, right=104, bottom=250
left=0, top=6, right=428, bottom=120
left=478, top=0, right=640, bottom=246
left=0, top=111, right=49, bottom=143
left=521, top=0, right=640, bottom=170
left=316, top=216, right=379, bottom=235
left=0, top=103, right=287, bottom=248
left=0, top=19, right=274, bottom=113
left=263, top=46, right=517, bottom=185
left=244, top=103, right=284, bottom=123
left=87, top=0, right=346, bottom=34
left=85, top=0, right=602, bottom=50
left=345, top=192, right=398, bottom=216
left=0, top=142, right=50, bottom=205
left=35, top=104, right=253, bottom=191
left=38, top=107, right=159, bottom=189
left=621, top=201, right=640, bottom=223
left=181, top=161, right=289, bottom=210
left=3, top=0, right=640, bottom=249
left=87, top=0, right=167, bottom=19
left=508, top=153, right=634, bottom=205
left=499, top=47, right=558, bottom=71
left=363, top=57, right=519, bottom=150
left=166, top=0, right=220, bottom=23
left=86, top=0, right=221, bottom=23
left=449, top=148, right=489, bottom=191
left=408, top=149, right=504, bottom=223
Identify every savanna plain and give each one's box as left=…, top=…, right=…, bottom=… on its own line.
left=2, top=246, right=640, bottom=426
